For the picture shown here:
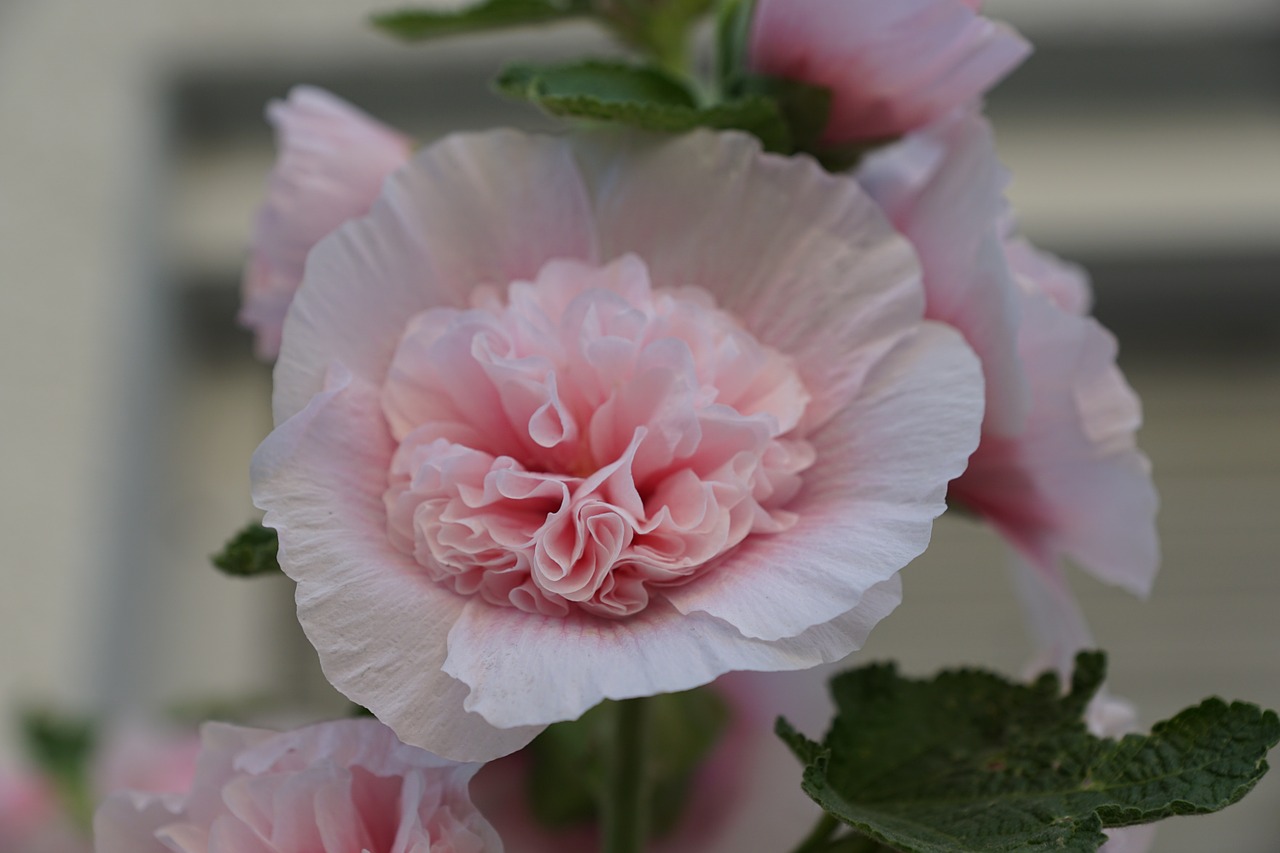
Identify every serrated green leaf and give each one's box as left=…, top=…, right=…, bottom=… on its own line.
left=211, top=522, right=279, bottom=578
left=372, top=0, right=590, bottom=41
left=527, top=687, right=729, bottom=836
left=779, top=652, right=1280, bottom=853
left=495, top=59, right=792, bottom=151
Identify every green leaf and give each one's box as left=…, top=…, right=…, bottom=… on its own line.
left=495, top=59, right=792, bottom=151
left=527, top=687, right=730, bottom=836
left=372, top=0, right=590, bottom=41
left=779, top=652, right=1280, bottom=853
left=211, top=522, right=279, bottom=578
left=20, top=708, right=97, bottom=830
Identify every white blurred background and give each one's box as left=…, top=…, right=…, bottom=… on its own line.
left=2, top=1, right=1279, bottom=849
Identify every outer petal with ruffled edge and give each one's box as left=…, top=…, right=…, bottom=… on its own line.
left=748, top=0, right=1030, bottom=144
left=241, top=87, right=412, bottom=360
left=253, top=128, right=984, bottom=760
left=861, top=112, right=1158, bottom=596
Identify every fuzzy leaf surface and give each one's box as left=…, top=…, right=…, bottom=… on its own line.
left=778, top=652, right=1280, bottom=852
left=212, top=522, right=280, bottom=577
left=372, top=0, right=589, bottom=40
left=496, top=60, right=792, bottom=151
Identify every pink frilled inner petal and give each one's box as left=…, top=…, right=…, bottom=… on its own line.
left=382, top=255, right=814, bottom=619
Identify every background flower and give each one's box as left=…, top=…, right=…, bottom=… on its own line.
left=748, top=0, right=1030, bottom=144
left=859, top=112, right=1159, bottom=597
left=251, top=127, right=984, bottom=761
left=94, top=719, right=501, bottom=853
left=0, top=722, right=199, bottom=853
left=240, top=86, right=412, bottom=360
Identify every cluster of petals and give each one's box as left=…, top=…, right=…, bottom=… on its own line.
left=240, top=86, right=411, bottom=360
left=858, top=112, right=1159, bottom=597
left=250, top=119, right=984, bottom=760
left=94, top=719, right=500, bottom=853
left=748, top=0, right=1030, bottom=144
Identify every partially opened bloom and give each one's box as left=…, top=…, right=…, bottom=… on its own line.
left=240, top=86, right=412, bottom=360
left=860, top=113, right=1159, bottom=596
left=251, top=127, right=984, bottom=760
left=93, top=719, right=500, bottom=853
left=748, top=0, right=1030, bottom=145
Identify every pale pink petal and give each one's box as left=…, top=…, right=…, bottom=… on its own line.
left=93, top=792, right=181, bottom=853
left=581, top=129, right=926, bottom=432
left=1003, top=236, right=1093, bottom=316
left=953, top=288, right=1159, bottom=596
left=749, top=0, right=1030, bottom=143
left=96, top=721, right=500, bottom=853
left=1101, top=824, right=1158, bottom=853
left=443, top=577, right=900, bottom=728
left=252, top=365, right=542, bottom=761
left=860, top=112, right=1027, bottom=435
left=665, top=321, right=982, bottom=640
left=241, top=86, right=412, bottom=360
left=94, top=725, right=201, bottom=799
left=273, top=131, right=598, bottom=424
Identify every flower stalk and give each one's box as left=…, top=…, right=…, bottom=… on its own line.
left=601, top=696, right=652, bottom=853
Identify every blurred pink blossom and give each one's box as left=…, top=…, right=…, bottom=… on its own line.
left=0, top=769, right=71, bottom=853
left=240, top=86, right=411, bottom=360
left=1, top=724, right=201, bottom=853
left=859, top=112, right=1158, bottom=597
left=251, top=127, right=984, bottom=761
left=748, top=0, right=1030, bottom=144
left=94, top=719, right=500, bottom=853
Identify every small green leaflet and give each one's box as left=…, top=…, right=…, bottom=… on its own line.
left=778, top=652, right=1280, bottom=852
left=495, top=59, right=792, bottom=152
left=211, top=522, right=280, bottom=578
left=371, top=0, right=590, bottom=41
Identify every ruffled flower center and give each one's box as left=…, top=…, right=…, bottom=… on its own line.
left=381, top=255, right=814, bottom=618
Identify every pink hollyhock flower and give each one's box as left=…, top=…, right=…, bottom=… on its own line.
left=748, top=0, right=1030, bottom=145
left=859, top=113, right=1159, bottom=596
left=251, top=127, right=985, bottom=760
left=240, top=86, right=412, bottom=360
left=93, top=719, right=501, bottom=853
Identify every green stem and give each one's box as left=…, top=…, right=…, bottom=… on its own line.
left=601, top=697, right=651, bottom=853
left=791, top=812, right=841, bottom=853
